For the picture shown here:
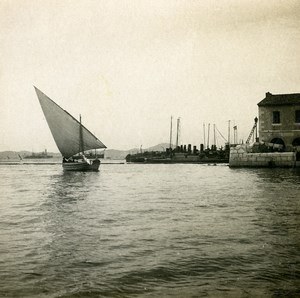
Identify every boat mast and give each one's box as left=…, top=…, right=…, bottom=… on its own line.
left=175, top=118, right=180, bottom=149
left=213, top=124, right=216, bottom=148
left=207, top=123, right=210, bottom=149
left=203, top=123, right=206, bottom=149
left=169, top=116, right=173, bottom=149
left=79, top=114, right=84, bottom=154
left=228, top=120, right=231, bottom=146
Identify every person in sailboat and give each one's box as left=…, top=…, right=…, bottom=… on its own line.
left=92, top=157, right=100, bottom=166
left=63, top=157, right=75, bottom=163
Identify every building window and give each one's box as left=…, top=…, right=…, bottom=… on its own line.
left=273, top=111, right=280, bottom=124
left=295, top=110, right=300, bottom=123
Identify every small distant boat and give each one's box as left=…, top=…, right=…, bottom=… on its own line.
left=34, top=87, right=106, bottom=171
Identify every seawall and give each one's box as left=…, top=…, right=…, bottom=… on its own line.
left=229, top=145, right=297, bottom=168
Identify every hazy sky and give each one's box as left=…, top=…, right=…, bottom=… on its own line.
left=1, top=0, right=300, bottom=152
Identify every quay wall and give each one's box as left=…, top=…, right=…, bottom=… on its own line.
left=229, top=145, right=296, bottom=168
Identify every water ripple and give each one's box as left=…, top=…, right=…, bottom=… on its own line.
left=0, top=164, right=299, bottom=297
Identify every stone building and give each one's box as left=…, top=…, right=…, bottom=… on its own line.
left=258, top=92, right=300, bottom=151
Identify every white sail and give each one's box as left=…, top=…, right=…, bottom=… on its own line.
left=35, top=87, right=106, bottom=158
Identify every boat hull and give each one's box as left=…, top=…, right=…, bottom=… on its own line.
left=62, top=159, right=100, bottom=171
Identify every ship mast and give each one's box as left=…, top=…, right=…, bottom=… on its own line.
left=207, top=123, right=210, bottom=149
left=175, top=118, right=180, bottom=148
left=228, top=120, right=231, bottom=146
left=169, top=116, right=173, bottom=149
left=79, top=114, right=84, bottom=154
left=203, top=123, right=206, bottom=149
left=213, top=124, right=216, bottom=147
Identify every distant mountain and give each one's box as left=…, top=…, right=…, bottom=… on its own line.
left=104, top=149, right=131, bottom=160
left=145, top=143, right=171, bottom=152
left=0, top=151, right=21, bottom=160
left=104, top=143, right=171, bottom=160
left=0, top=143, right=171, bottom=161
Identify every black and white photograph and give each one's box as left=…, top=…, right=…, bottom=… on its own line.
left=0, top=1, right=300, bottom=297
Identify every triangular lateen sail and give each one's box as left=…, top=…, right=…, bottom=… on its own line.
left=34, top=87, right=106, bottom=158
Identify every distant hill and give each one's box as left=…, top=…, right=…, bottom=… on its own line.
left=0, top=143, right=171, bottom=161
left=145, top=143, right=171, bottom=152
left=104, top=143, right=170, bottom=160
left=0, top=151, right=22, bottom=160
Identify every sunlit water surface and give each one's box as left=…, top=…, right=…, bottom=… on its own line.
left=0, top=163, right=299, bottom=297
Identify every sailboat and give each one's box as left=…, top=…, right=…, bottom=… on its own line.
left=34, top=87, right=106, bottom=171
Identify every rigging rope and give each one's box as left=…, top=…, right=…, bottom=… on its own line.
left=215, top=126, right=228, bottom=143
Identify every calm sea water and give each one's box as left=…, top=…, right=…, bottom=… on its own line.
left=0, top=163, right=299, bottom=298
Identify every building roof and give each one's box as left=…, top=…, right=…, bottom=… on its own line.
left=258, top=92, right=300, bottom=106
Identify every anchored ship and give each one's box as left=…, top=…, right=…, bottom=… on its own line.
left=126, top=117, right=229, bottom=164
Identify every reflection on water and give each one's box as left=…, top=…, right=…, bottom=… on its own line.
left=0, top=164, right=299, bottom=297
left=49, top=171, right=101, bottom=199
left=41, top=171, right=104, bottom=292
